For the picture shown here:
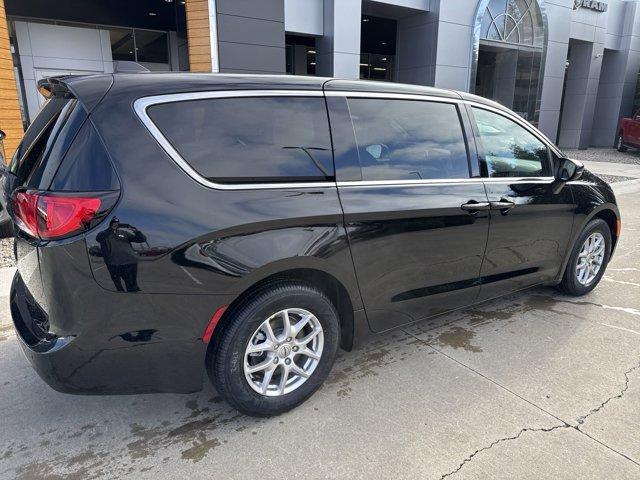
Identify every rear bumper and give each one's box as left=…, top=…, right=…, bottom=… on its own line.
left=10, top=269, right=214, bottom=395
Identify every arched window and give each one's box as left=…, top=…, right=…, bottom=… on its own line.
left=480, top=0, right=544, bottom=47
left=471, top=0, right=547, bottom=124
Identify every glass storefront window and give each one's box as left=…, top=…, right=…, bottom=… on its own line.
left=472, top=0, right=546, bottom=125
left=360, top=54, right=394, bottom=82
left=110, top=28, right=135, bottom=62
left=109, top=28, right=169, bottom=67
left=135, top=30, right=169, bottom=65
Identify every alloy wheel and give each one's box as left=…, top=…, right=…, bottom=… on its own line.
left=576, top=232, right=605, bottom=286
left=244, top=308, right=324, bottom=396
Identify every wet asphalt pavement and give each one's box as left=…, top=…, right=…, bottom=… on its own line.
left=1, top=164, right=640, bottom=479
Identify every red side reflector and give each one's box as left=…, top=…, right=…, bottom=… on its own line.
left=202, top=305, right=228, bottom=343
left=615, top=219, right=622, bottom=237
left=12, top=190, right=104, bottom=240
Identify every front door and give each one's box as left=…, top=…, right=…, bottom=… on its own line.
left=469, top=106, right=575, bottom=301
left=329, top=94, right=490, bottom=332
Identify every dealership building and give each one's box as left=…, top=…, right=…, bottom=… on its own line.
left=1, top=0, right=640, bottom=157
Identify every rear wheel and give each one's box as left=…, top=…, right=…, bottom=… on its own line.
left=559, top=219, right=611, bottom=296
left=616, top=133, right=628, bottom=152
left=209, top=282, right=340, bottom=416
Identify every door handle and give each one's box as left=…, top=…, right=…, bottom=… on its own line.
left=490, top=199, right=516, bottom=214
left=461, top=201, right=491, bottom=214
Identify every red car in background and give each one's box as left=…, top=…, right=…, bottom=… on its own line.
left=616, top=110, right=640, bottom=151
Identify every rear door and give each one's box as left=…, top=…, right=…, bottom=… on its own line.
left=327, top=92, right=490, bottom=332
left=468, top=105, right=575, bottom=301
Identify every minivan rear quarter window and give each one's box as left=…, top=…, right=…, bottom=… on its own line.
left=347, top=98, right=470, bottom=181
left=147, top=96, right=334, bottom=184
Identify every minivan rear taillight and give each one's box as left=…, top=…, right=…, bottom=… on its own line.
left=12, top=190, right=118, bottom=240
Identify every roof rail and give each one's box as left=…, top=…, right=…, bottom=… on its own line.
left=113, top=61, right=150, bottom=73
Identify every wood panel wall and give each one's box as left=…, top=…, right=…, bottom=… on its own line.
left=0, top=1, right=23, bottom=163
left=185, top=0, right=212, bottom=72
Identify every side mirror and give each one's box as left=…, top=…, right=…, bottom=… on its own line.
left=556, top=157, right=584, bottom=182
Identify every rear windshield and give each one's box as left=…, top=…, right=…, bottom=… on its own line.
left=9, top=96, right=80, bottom=187
left=147, top=96, right=334, bottom=184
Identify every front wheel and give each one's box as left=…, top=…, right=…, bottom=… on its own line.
left=209, top=282, right=340, bottom=416
left=558, top=218, right=611, bottom=296
left=616, top=133, right=628, bottom=152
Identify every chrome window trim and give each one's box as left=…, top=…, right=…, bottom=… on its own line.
left=133, top=88, right=561, bottom=190
left=325, top=91, right=560, bottom=155
left=337, top=177, right=554, bottom=188
left=133, top=89, right=333, bottom=191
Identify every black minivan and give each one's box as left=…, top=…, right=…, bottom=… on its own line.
left=2, top=74, right=620, bottom=416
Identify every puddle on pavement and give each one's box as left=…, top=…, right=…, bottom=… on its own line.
left=435, top=326, right=482, bottom=353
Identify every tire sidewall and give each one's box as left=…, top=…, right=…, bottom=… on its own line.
left=215, top=285, right=339, bottom=416
left=563, top=219, right=611, bottom=295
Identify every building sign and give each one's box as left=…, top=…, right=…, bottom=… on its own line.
left=574, top=0, right=608, bottom=12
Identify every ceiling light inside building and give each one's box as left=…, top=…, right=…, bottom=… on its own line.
left=362, top=18, right=369, bottom=22
left=373, top=67, right=386, bottom=71
left=149, top=12, right=157, bottom=16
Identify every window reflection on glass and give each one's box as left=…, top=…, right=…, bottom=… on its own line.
left=472, top=107, right=549, bottom=178
left=110, top=28, right=135, bottom=62
left=148, top=97, right=334, bottom=183
left=348, top=98, right=470, bottom=181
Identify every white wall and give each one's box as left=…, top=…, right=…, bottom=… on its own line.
left=284, top=0, right=323, bottom=36
left=14, top=21, right=113, bottom=121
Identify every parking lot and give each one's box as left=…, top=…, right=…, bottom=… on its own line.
left=1, top=152, right=640, bottom=479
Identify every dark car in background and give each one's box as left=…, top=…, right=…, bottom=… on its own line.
left=1, top=74, right=620, bottom=416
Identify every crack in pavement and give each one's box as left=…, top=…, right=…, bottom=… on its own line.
left=438, top=424, right=569, bottom=480
left=401, top=329, right=640, bottom=478
left=576, top=362, right=640, bottom=427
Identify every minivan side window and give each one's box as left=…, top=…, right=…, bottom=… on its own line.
left=147, top=96, right=334, bottom=184
left=472, top=107, right=550, bottom=178
left=347, top=98, right=470, bottom=181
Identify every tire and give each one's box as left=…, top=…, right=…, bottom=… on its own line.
left=558, top=218, right=611, bottom=296
left=209, top=282, right=340, bottom=417
left=616, top=133, right=628, bottom=152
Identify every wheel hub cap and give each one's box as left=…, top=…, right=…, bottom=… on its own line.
left=244, top=308, right=324, bottom=397
left=278, top=344, right=291, bottom=358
